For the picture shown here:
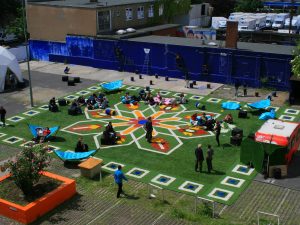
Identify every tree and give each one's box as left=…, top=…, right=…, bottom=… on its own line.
left=291, top=42, right=300, bottom=78
left=206, top=0, right=236, bottom=17
left=234, top=0, right=263, bottom=13
left=6, top=8, right=27, bottom=41
left=154, top=0, right=191, bottom=23
left=0, top=0, right=21, bottom=28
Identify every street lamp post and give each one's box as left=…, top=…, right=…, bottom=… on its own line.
left=22, top=0, right=34, bottom=107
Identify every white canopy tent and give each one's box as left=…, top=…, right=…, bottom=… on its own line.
left=0, top=46, right=24, bottom=92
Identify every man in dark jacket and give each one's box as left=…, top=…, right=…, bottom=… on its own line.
left=206, top=145, right=214, bottom=173
left=195, top=144, right=204, bottom=172
left=145, top=117, right=153, bottom=143
left=0, top=106, right=6, bottom=127
left=215, top=121, right=221, bottom=147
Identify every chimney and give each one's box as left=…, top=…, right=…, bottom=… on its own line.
left=225, top=21, right=238, bottom=49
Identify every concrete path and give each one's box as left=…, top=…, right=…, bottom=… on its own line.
left=19, top=61, right=223, bottom=96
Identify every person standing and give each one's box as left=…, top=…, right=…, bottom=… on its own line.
left=215, top=121, right=221, bottom=147
left=243, top=83, right=247, bottom=97
left=0, top=106, right=6, bottom=127
left=234, top=81, right=240, bottom=97
left=145, top=117, right=153, bottom=143
left=206, top=145, right=214, bottom=173
left=114, top=165, right=128, bottom=198
left=195, top=144, right=204, bottom=172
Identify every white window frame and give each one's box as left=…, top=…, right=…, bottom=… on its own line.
left=125, top=8, right=133, bottom=21
left=137, top=6, right=144, bottom=19
left=148, top=5, right=154, bottom=18
left=159, top=4, right=164, bottom=16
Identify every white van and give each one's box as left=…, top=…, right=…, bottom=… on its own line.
left=272, top=13, right=290, bottom=29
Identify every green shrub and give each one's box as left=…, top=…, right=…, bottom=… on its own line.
left=7, top=144, right=51, bottom=195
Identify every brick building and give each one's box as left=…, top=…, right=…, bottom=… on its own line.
left=27, top=0, right=164, bottom=41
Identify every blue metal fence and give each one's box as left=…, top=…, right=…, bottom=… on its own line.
left=29, top=35, right=292, bottom=90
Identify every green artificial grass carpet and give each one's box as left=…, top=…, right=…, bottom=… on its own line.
left=1, top=83, right=299, bottom=205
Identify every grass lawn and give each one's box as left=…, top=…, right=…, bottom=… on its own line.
left=1, top=83, right=299, bottom=205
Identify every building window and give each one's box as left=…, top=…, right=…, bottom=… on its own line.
left=126, top=8, right=133, bottom=21
left=159, top=4, right=164, bottom=16
left=137, top=6, right=144, bottom=19
left=148, top=5, right=154, bottom=18
left=97, top=11, right=111, bottom=31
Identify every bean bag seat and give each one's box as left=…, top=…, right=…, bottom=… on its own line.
left=28, top=124, right=59, bottom=139
left=248, top=99, right=271, bottom=109
left=54, top=150, right=97, bottom=162
left=259, top=109, right=276, bottom=120
left=222, top=101, right=240, bottom=110
left=101, top=80, right=123, bottom=92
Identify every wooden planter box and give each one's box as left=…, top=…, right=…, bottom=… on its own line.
left=0, top=171, right=76, bottom=224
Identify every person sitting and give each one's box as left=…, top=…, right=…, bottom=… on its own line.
left=70, top=100, right=82, bottom=115
left=178, top=93, right=187, bottom=104
left=87, top=94, right=96, bottom=105
left=224, top=113, right=233, bottom=124
left=139, top=89, right=146, bottom=101
left=64, top=66, right=70, bottom=74
left=49, top=97, right=58, bottom=112
left=77, top=96, right=86, bottom=106
left=98, top=92, right=105, bottom=100
left=154, top=92, right=163, bottom=105
left=190, top=113, right=198, bottom=126
left=145, top=92, right=155, bottom=105
left=75, top=137, right=88, bottom=152
left=102, top=126, right=117, bottom=145
left=107, top=121, right=117, bottom=140
left=99, top=97, right=109, bottom=109
left=205, top=118, right=215, bottom=131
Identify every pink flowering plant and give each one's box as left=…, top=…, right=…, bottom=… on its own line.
left=7, top=145, right=51, bottom=195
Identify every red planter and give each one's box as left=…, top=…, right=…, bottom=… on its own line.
left=0, top=171, right=76, bottom=224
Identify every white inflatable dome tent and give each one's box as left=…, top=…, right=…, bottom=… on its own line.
left=0, top=46, right=24, bottom=92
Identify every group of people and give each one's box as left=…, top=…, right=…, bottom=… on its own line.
left=86, top=93, right=109, bottom=110
left=121, top=90, right=188, bottom=107
left=35, top=127, right=51, bottom=143
left=195, top=144, right=214, bottom=173
left=190, top=112, right=215, bottom=130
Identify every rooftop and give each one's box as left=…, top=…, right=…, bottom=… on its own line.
left=257, top=119, right=298, bottom=138
left=28, top=0, right=154, bottom=8
left=128, top=35, right=295, bottom=55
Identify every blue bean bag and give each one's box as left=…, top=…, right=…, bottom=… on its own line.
left=28, top=124, right=60, bottom=139
left=54, top=150, right=97, bottom=162
left=101, top=80, right=123, bottom=92
left=222, top=102, right=240, bottom=110
left=248, top=99, right=271, bottom=109
left=259, top=109, right=276, bottom=120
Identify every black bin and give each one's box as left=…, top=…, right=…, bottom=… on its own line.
left=74, top=77, right=81, bottom=83
left=273, top=168, right=281, bottom=179
left=232, top=128, right=243, bottom=137
left=62, top=76, right=69, bottom=82
left=68, top=80, right=75, bottom=86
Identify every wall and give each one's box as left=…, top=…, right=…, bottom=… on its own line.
left=108, top=3, right=155, bottom=31
left=27, top=4, right=97, bottom=41
left=29, top=35, right=292, bottom=90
